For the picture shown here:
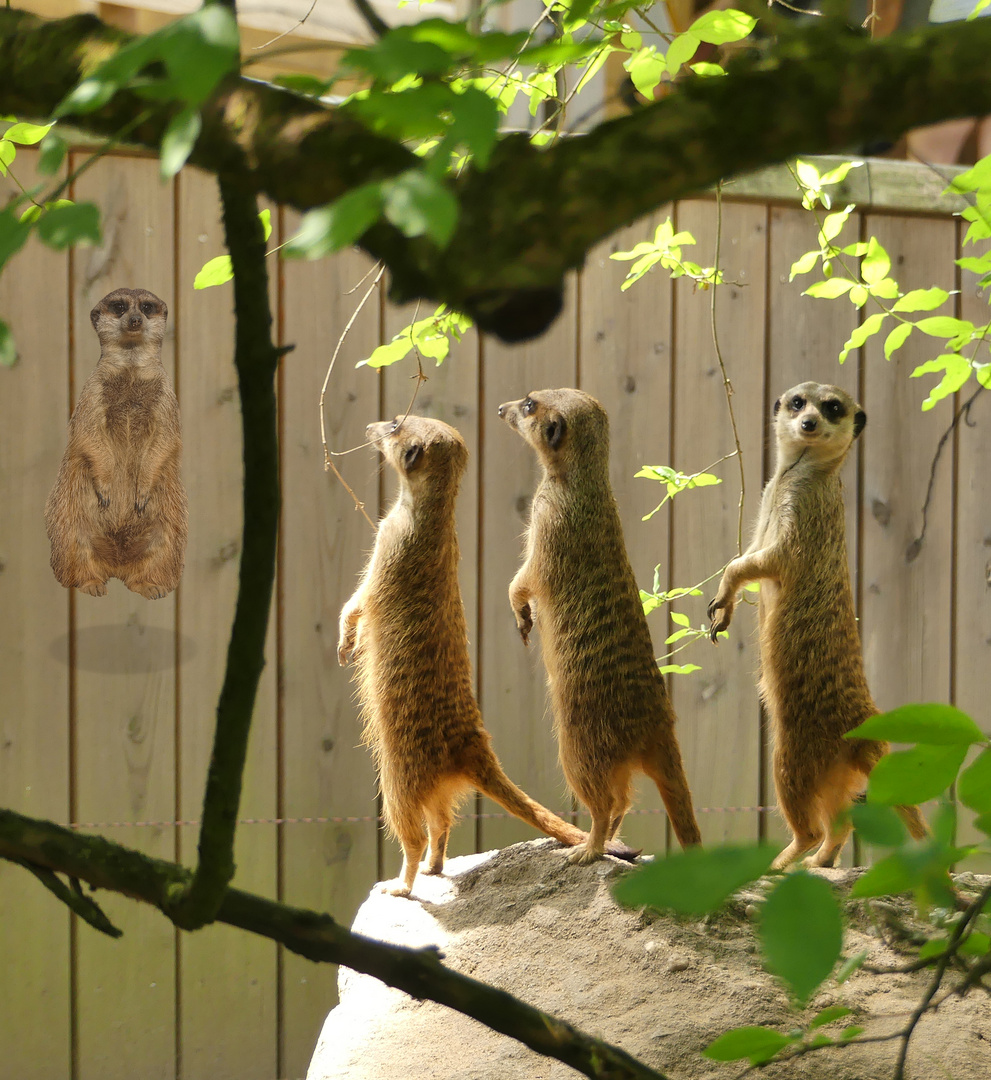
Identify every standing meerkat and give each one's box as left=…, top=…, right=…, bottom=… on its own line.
left=707, top=381, right=928, bottom=869
left=338, top=414, right=634, bottom=898
left=45, top=287, right=186, bottom=600
left=499, top=388, right=702, bottom=864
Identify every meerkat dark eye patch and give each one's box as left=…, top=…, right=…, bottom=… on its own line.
left=545, top=417, right=566, bottom=449
left=111, top=301, right=128, bottom=316
left=140, top=301, right=157, bottom=316
left=522, top=397, right=536, bottom=416
left=402, top=443, right=423, bottom=470
left=790, top=395, right=805, bottom=411
left=822, top=400, right=846, bottom=421
left=853, top=410, right=867, bottom=438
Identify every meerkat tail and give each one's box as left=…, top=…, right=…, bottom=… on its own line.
left=468, top=759, right=640, bottom=861
left=894, top=804, right=929, bottom=840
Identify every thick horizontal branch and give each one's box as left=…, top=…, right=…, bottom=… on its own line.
left=2, top=9, right=991, bottom=339
left=0, top=809, right=670, bottom=1080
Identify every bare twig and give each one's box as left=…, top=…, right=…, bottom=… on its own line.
left=10, top=857, right=122, bottom=938
left=252, top=0, right=318, bottom=50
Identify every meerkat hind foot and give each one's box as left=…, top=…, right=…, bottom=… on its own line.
left=130, top=581, right=169, bottom=600
left=379, top=879, right=414, bottom=898
left=566, top=843, right=604, bottom=866
left=77, top=579, right=108, bottom=597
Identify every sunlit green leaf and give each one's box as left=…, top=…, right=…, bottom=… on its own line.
left=804, top=278, right=855, bottom=299
left=760, top=872, right=842, bottom=1004
left=789, top=249, right=820, bottom=279
left=613, top=844, right=775, bottom=914
left=819, top=161, right=863, bottom=186
left=911, top=354, right=972, bottom=411
left=884, top=321, right=914, bottom=359
left=665, top=32, right=699, bottom=76
left=914, top=316, right=974, bottom=339
left=690, top=9, right=756, bottom=44
left=627, top=47, right=666, bottom=98
left=0, top=139, right=16, bottom=176
left=2, top=121, right=53, bottom=145
left=846, top=703, right=985, bottom=746
left=820, top=206, right=852, bottom=243
left=703, top=1026, right=794, bottom=1065
left=193, top=254, right=233, bottom=289
left=839, top=312, right=886, bottom=362
left=892, top=287, right=950, bottom=313
left=658, top=662, right=702, bottom=675
left=860, top=236, right=891, bottom=284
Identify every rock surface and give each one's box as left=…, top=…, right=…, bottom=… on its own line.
left=307, top=840, right=991, bottom=1080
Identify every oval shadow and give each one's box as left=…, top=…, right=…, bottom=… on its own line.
left=49, top=625, right=198, bottom=674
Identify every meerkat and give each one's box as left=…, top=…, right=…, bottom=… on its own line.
left=45, top=288, right=186, bottom=600
left=499, top=388, right=702, bottom=864
left=707, top=381, right=928, bottom=869
left=338, top=414, right=635, bottom=898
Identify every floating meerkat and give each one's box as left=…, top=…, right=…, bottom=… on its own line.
left=45, top=288, right=186, bottom=600
left=707, top=381, right=928, bottom=869
left=338, top=414, right=635, bottom=898
left=499, top=388, right=702, bottom=864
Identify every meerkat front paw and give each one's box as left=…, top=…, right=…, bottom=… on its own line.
left=515, top=602, right=533, bottom=646
left=706, top=595, right=735, bottom=642
left=565, top=843, right=603, bottom=866
left=131, top=581, right=168, bottom=600
left=337, top=629, right=356, bottom=667
left=77, top=579, right=108, bottom=597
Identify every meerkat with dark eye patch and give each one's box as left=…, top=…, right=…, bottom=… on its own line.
left=338, top=414, right=637, bottom=898
left=45, top=287, right=186, bottom=600
left=499, top=388, right=702, bottom=864
left=707, top=381, right=928, bottom=869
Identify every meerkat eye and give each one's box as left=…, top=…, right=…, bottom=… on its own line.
left=111, top=301, right=127, bottom=316
left=790, top=395, right=805, bottom=411
left=521, top=397, right=536, bottom=416
left=822, top=400, right=846, bottom=421
left=140, top=301, right=156, bottom=316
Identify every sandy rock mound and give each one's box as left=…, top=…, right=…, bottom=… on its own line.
left=307, top=840, right=991, bottom=1080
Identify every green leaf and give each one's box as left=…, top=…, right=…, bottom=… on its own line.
left=658, top=663, right=701, bottom=675
left=612, top=844, right=776, bottom=915
left=283, top=183, right=384, bottom=259
left=2, top=121, right=53, bottom=145
left=914, top=316, right=974, bottom=339
left=849, top=284, right=869, bottom=308
left=664, top=32, right=699, bottom=76
left=819, top=161, right=863, bottom=186
left=690, top=9, right=756, bottom=44
left=703, top=1026, right=793, bottom=1065
left=670, top=611, right=690, bottom=627
left=361, top=336, right=414, bottom=369
left=835, top=951, right=867, bottom=984
left=867, top=743, right=970, bottom=806
left=690, top=61, right=726, bottom=77
left=820, top=206, right=852, bottom=243
left=37, top=133, right=67, bottom=176
left=809, top=1005, right=853, bottom=1029
left=974, top=811, right=991, bottom=836
left=446, top=86, right=499, bottom=168
left=918, top=936, right=949, bottom=960
left=35, top=201, right=100, bottom=250
left=968, top=0, right=991, bottom=19
left=0, top=139, right=15, bottom=176
left=911, top=354, right=973, bottom=410
left=959, top=748, right=991, bottom=813
left=0, top=207, right=32, bottom=272
left=790, top=250, right=820, bottom=279
left=839, top=312, right=886, bottom=362
left=851, top=847, right=959, bottom=904
left=860, top=236, right=891, bottom=285
left=893, top=287, right=950, bottom=313
left=961, top=931, right=991, bottom=956
left=627, top=48, right=666, bottom=98
left=160, top=6, right=241, bottom=107
left=0, top=318, right=17, bottom=366
left=795, top=159, right=821, bottom=190
left=845, top=703, right=985, bottom=746
left=259, top=207, right=272, bottom=242
left=193, top=254, right=233, bottom=289
left=760, top=872, right=842, bottom=1004
left=884, top=321, right=914, bottom=359
left=160, top=106, right=201, bottom=179
left=382, top=169, right=458, bottom=246
left=804, top=278, right=855, bottom=299
left=841, top=1025, right=865, bottom=1040
left=850, top=803, right=908, bottom=846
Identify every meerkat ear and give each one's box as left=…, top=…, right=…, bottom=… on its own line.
left=402, top=443, right=423, bottom=471
left=90, top=306, right=101, bottom=329
left=853, top=409, right=867, bottom=438
left=545, top=416, right=566, bottom=450
left=773, top=396, right=782, bottom=417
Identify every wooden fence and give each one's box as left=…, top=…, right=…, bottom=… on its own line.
left=1, top=150, right=988, bottom=1080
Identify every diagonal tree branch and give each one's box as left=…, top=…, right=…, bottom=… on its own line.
left=0, top=808, right=671, bottom=1080
left=3, top=10, right=991, bottom=339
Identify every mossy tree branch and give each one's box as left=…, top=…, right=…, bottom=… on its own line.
left=0, top=809, right=671, bottom=1080
left=2, top=9, right=991, bottom=338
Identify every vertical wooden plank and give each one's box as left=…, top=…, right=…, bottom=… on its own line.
left=764, top=204, right=860, bottom=859
left=477, top=279, right=579, bottom=852
left=669, top=199, right=766, bottom=845
left=381, top=301, right=481, bottom=860
left=175, top=168, right=278, bottom=1080
left=70, top=154, right=177, bottom=1080
left=280, top=240, right=381, bottom=1080
left=952, top=234, right=991, bottom=871
left=578, top=210, right=675, bottom=854
left=0, top=151, right=72, bottom=1080
left=861, top=216, right=955, bottom=728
